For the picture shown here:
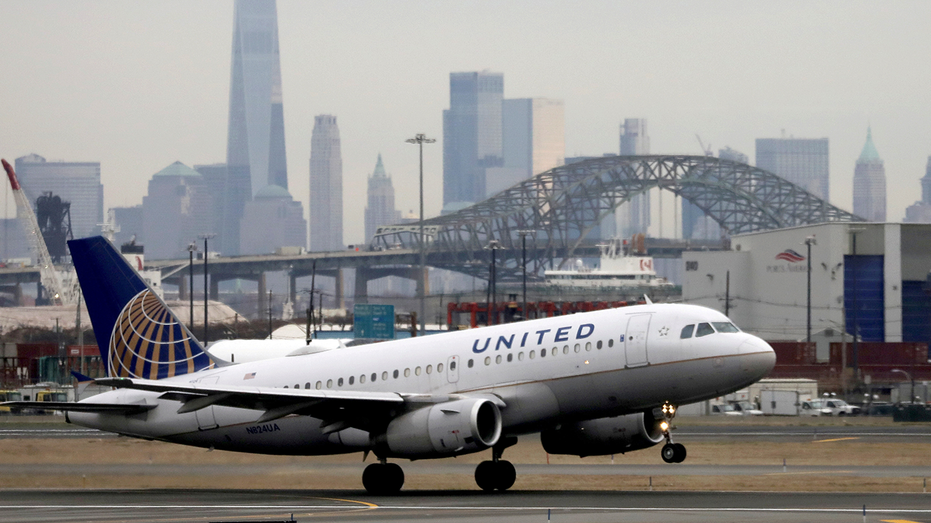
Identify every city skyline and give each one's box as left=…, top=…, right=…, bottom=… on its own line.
left=1, top=2, right=929, bottom=247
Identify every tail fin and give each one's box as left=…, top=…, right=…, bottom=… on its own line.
left=68, top=236, right=211, bottom=380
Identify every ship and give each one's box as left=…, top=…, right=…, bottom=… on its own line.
left=544, top=236, right=673, bottom=291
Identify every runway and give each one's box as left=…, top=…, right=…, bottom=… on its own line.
left=2, top=489, right=930, bottom=523
left=3, top=422, right=931, bottom=440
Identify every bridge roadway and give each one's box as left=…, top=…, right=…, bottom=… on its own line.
left=0, top=237, right=723, bottom=301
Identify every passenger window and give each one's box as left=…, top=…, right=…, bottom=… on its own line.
left=315, top=381, right=322, bottom=390
left=552, top=347, right=558, bottom=356
left=371, top=373, right=377, bottom=382
left=695, top=322, right=715, bottom=337
left=326, top=379, right=333, bottom=388
left=382, top=371, right=388, bottom=381
left=563, top=345, right=569, bottom=354
left=337, top=378, right=344, bottom=387
left=585, top=342, right=591, bottom=352
left=485, top=356, right=491, bottom=366
left=304, top=382, right=310, bottom=389
left=294, top=384, right=299, bottom=389
left=360, top=374, right=366, bottom=384
left=450, top=361, right=457, bottom=370
left=540, top=349, right=546, bottom=358
left=496, top=355, right=502, bottom=364
left=529, top=351, right=535, bottom=360
left=393, top=370, right=399, bottom=379
left=284, top=385, right=288, bottom=389
left=348, top=376, right=354, bottom=385
left=468, top=359, right=474, bottom=368
left=681, top=324, right=695, bottom=339
left=608, top=339, right=614, bottom=348
left=507, top=353, right=513, bottom=362
left=415, top=367, right=422, bottom=376
left=404, top=368, right=411, bottom=377
left=438, top=363, right=444, bottom=373
left=597, top=340, right=603, bottom=349
left=574, top=344, right=580, bottom=353
left=426, top=364, right=433, bottom=374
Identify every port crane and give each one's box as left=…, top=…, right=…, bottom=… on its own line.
left=2, top=159, right=77, bottom=305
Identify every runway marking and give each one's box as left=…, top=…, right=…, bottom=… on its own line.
left=6, top=505, right=931, bottom=515
left=764, top=470, right=854, bottom=476
left=318, top=496, right=378, bottom=510
left=881, top=520, right=924, bottom=523
left=813, top=437, right=860, bottom=443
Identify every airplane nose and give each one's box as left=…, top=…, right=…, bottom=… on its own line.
left=738, top=335, right=776, bottom=378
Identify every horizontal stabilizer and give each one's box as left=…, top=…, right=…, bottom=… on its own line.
left=0, top=401, right=156, bottom=414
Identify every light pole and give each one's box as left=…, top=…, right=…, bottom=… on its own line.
left=406, top=133, right=435, bottom=336
left=187, top=242, right=196, bottom=332
left=199, top=233, right=215, bottom=346
left=891, top=368, right=914, bottom=404
left=484, top=240, right=503, bottom=325
left=848, top=227, right=864, bottom=379
left=517, top=230, right=535, bottom=320
left=804, top=235, right=817, bottom=344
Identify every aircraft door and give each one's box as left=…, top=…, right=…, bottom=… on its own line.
left=193, top=376, right=219, bottom=430
left=624, top=314, right=651, bottom=368
left=447, top=355, right=459, bottom=384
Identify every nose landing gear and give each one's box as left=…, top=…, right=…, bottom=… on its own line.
left=659, top=402, right=686, bottom=464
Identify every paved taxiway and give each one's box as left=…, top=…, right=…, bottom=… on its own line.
left=3, top=423, right=931, bottom=440
left=2, top=489, right=930, bottom=523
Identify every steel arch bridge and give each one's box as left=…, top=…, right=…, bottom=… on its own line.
left=371, top=155, right=863, bottom=281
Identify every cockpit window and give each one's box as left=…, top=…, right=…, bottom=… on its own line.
left=712, top=322, right=740, bottom=333
left=680, top=324, right=695, bottom=339
left=695, top=322, right=715, bottom=337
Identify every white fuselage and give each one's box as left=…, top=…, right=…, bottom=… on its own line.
left=71, top=303, right=774, bottom=457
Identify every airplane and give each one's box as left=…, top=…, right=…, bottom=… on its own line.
left=3, top=236, right=775, bottom=494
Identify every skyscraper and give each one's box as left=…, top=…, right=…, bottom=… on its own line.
left=309, top=115, right=343, bottom=251
left=14, top=154, right=103, bottom=239
left=682, top=147, right=747, bottom=240
left=443, top=71, right=504, bottom=208
left=756, top=137, right=829, bottom=200
left=485, top=98, right=565, bottom=195
left=904, top=157, right=931, bottom=222
left=618, top=119, right=650, bottom=237
left=224, top=0, right=288, bottom=255
left=365, top=154, right=401, bottom=242
left=141, top=162, right=215, bottom=260
left=240, top=185, right=306, bottom=255
left=852, top=127, right=886, bottom=222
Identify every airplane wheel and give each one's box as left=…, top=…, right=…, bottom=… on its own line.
left=475, top=461, right=497, bottom=491
left=673, top=443, right=687, bottom=463
left=496, top=460, right=516, bottom=491
left=362, top=463, right=404, bottom=495
left=661, top=443, right=677, bottom=463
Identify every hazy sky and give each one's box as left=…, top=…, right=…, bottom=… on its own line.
left=1, top=1, right=929, bottom=246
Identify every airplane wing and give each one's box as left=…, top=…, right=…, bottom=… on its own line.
left=94, top=377, right=498, bottom=433
left=1, top=401, right=156, bottom=414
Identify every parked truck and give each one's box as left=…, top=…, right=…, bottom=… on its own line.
left=761, top=390, right=803, bottom=416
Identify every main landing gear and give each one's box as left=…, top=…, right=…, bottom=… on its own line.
left=475, top=437, right=518, bottom=492
left=659, top=402, right=687, bottom=464
left=362, top=458, right=405, bottom=495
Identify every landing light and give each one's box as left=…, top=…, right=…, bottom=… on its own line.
left=660, top=421, right=669, bottom=431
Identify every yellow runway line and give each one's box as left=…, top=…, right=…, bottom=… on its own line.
left=813, top=437, right=860, bottom=443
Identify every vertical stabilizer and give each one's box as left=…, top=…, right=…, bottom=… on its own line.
left=68, top=236, right=211, bottom=379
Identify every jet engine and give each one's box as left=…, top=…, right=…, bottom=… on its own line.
left=384, top=398, right=502, bottom=459
left=540, top=411, right=664, bottom=457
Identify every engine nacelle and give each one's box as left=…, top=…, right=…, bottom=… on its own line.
left=384, top=398, right=502, bottom=458
left=541, top=412, right=664, bottom=457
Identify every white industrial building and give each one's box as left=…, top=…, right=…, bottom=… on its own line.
left=683, top=222, right=931, bottom=345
